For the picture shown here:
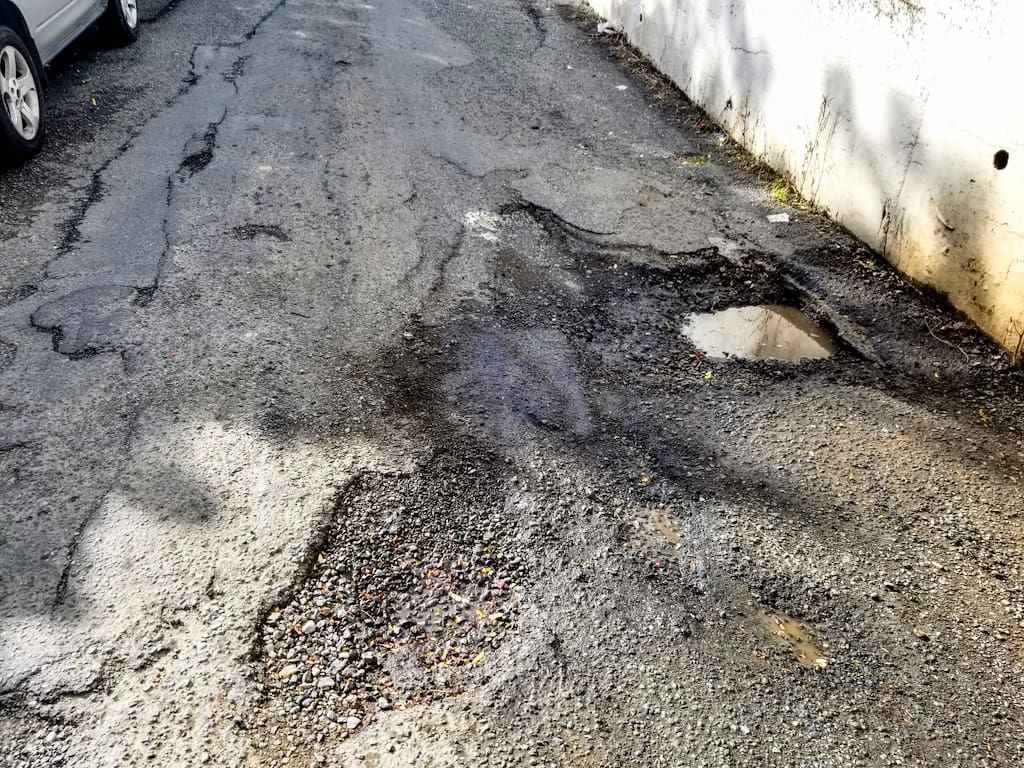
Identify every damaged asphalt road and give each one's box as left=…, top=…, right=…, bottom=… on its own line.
left=1, top=0, right=1023, bottom=766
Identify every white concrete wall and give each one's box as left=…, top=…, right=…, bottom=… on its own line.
left=588, top=0, right=1024, bottom=357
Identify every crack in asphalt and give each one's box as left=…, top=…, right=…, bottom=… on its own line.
left=501, top=196, right=620, bottom=238
left=430, top=223, right=467, bottom=295
left=142, top=0, right=186, bottom=24
left=424, top=151, right=529, bottom=181
left=153, top=174, right=176, bottom=295
left=505, top=196, right=733, bottom=262
left=223, top=54, right=251, bottom=86
left=28, top=291, right=136, bottom=359
left=42, top=0, right=271, bottom=291
left=517, top=0, right=547, bottom=48
left=245, top=0, right=290, bottom=42
left=178, top=117, right=224, bottom=179
left=28, top=315, right=108, bottom=359
left=51, top=164, right=111, bottom=267
left=243, top=472, right=371, bottom=666
left=33, top=59, right=244, bottom=358
left=51, top=408, right=142, bottom=611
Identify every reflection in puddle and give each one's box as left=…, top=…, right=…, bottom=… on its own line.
left=758, top=610, right=829, bottom=669
left=682, top=305, right=834, bottom=361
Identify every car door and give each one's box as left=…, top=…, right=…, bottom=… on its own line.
left=20, top=0, right=94, bottom=64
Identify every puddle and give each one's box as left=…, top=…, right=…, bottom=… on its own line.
left=758, top=610, right=829, bottom=669
left=682, top=305, right=834, bottom=361
left=625, top=506, right=684, bottom=548
left=653, top=514, right=682, bottom=546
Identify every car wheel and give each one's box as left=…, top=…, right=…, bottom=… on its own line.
left=0, top=26, right=44, bottom=167
left=102, top=0, right=140, bottom=46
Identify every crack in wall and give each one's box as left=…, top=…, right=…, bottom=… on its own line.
left=731, top=46, right=768, bottom=56
left=887, top=91, right=930, bottom=256
left=797, top=95, right=839, bottom=206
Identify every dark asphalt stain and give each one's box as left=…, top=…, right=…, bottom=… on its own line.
left=232, top=224, right=291, bottom=242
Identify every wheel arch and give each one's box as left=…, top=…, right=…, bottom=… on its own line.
left=0, top=1, right=46, bottom=85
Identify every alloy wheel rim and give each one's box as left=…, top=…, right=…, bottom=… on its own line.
left=121, top=0, right=138, bottom=28
left=0, top=45, right=39, bottom=141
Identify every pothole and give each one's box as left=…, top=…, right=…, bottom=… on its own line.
left=254, top=454, right=527, bottom=755
left=682, top=305, right=834, bottom=361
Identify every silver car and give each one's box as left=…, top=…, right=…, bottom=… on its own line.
left=0, top=0, right=138, bottom=166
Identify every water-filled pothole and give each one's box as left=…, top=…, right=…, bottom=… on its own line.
left=682, top=305, right=834, bottom=361
left=758, top=610, right=829, bottom=669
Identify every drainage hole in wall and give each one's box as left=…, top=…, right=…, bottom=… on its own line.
left=994, top=150, right=1009, bottom=170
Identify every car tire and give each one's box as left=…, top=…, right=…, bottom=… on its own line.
left=102, top=0, right=140, bottom=46
left=0, top=25, right=45, bottom=168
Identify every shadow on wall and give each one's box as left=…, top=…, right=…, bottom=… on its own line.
left=597, top=0, right=1024, bottom=358
left=813, top=62, right=1023, bottom=360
